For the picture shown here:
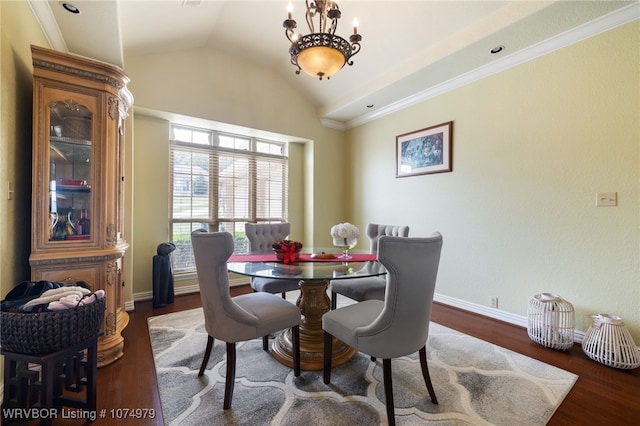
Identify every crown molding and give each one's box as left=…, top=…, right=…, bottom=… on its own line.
left=319, top=118, right=348, bottom=131
left=344, top=2, right=640, bottom=130
left=27, top=0, right=68, bottom=52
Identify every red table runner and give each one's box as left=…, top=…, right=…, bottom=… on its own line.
left=228, top=253, right=377, bottom=263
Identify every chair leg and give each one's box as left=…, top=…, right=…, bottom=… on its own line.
left=330, top=291, right=337, bottom=310
left=419, top=346, right=438, bottom=404
left=382, top=359, right=396, bottom=426
left=223, top=342, right=236, bottom=409
left=198, top=336, right=214, bottom=377
left=281, top=292, right=286, bottom=299
left=262, top=335, right=269, bottom=351
left=292, top=325, right=301, bottom=376
left=323, top=331, right=333, bottom=384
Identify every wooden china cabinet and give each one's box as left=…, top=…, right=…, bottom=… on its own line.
left=29, top=45, right=133, bottom=367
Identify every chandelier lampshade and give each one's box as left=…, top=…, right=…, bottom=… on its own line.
left=284, top=1, right=362, bottom=80
left=296, top=43, right=345, bottom=78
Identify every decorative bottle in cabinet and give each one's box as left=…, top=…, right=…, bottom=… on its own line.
left=29, top=45, right=133, bottom=367
left=76, top=208, right=90, bottom=236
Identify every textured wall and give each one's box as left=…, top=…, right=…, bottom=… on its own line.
left=0, top=0, right=51, bottom=395
left=347, top=22, right=639, bottom=341
left=0, top=0, right=49, bottom=298
left=125, top=48, right=347, bottom=295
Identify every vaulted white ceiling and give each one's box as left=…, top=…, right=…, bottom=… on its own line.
left=30, top=1, right=638, bottom=128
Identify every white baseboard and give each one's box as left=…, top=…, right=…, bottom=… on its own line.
left=126, top=278, right=249, bottom=311
left=433, top=293, right=586, bottom=344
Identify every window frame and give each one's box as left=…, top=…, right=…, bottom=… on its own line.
left=169, top=124, right=288, bottom=274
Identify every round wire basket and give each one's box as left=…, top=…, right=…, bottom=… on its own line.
left=582, top=314, right=640, bottom=369
left=527, top=293, right=574, bottom=350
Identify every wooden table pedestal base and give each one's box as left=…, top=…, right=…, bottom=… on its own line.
left=271, top=279, right=356, bottom=370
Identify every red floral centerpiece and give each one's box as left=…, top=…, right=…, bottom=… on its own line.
left=272, top=239, right=303, bottom=264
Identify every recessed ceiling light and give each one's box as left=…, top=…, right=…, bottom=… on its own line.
left=490, top=45, right=505, bottom=54
left=60, top=2, right=81, bottom=14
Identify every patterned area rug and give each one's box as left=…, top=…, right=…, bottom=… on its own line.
left=149, top=307, right=577, bottom=426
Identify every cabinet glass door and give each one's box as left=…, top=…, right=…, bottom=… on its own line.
left=48, top=100, right=92, bottom=241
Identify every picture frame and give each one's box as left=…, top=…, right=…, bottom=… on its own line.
left=396, top=121, right=453, bottom=178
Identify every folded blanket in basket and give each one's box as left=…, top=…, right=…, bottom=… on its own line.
left=23, top=286, right=90, bottom=308
left=0, top=280, right=61, bottom=312
left=48, top=289, right=105, bottom=311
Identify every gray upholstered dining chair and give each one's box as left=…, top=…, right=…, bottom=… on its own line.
left=191, top=230, right=301, bottom=409
left=329, top=223, right=409, bottom=309
left=245, top=223, right=301, bottom=298
left=322, top=233, right=443, bottom=426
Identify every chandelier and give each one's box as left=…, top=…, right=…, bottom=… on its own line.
left=283, top=1, right=362, bottom=80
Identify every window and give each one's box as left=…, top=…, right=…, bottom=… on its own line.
left=170, top=125, right=288, bottom=273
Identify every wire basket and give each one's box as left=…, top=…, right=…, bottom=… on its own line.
left=582, top=314, right=640, bottom=369
left=0, top=297, right=105, bottom=354
left=62, top=116, right=91, bottom=140
left=527, top=293, right=574, bottom=350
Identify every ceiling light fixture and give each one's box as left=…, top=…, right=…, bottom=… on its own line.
left=60, top=2, right=80, bottom=14
left=283, top=1, right=362, bottom=80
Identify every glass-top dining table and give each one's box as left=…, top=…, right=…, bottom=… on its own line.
left=227, top=251, right=386, bottom=371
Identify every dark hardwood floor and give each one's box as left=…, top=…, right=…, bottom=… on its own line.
left=6, top=286, right=640, bottom=425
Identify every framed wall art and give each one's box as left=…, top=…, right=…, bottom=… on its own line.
left=396, top=121, right=453, bottom=178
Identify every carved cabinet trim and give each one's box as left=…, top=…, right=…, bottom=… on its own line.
left=29, top=45, right=133, bottom=367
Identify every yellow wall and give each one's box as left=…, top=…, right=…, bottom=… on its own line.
left=347, top=22, right=640, bottom=342
left=124, top=47, right=347, bottom=295
left=130, top=115, right=171, bottom=296
left=0, top=0, right=51, bottom=399
left=0, top=0, right=49, bottom=295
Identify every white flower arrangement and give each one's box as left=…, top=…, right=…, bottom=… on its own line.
left=330, top=222, right=360, bottom=240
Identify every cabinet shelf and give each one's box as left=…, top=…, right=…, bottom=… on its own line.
left=50, top=139, right=91, bottom=164
left=64, top=235, right=91, bottom=241
left=50, top=136, right=91, bottom=146
left=56, top=185, right=91, bottom=192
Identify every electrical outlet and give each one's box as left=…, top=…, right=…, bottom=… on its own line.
left=596, top=192, right=617, bottom=207
left=490, top=297, right=498, bottom=308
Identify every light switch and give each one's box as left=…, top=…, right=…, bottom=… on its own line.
left=596, top=192, right=617, bottom=207
left=7, top=181, right=14, bottom=200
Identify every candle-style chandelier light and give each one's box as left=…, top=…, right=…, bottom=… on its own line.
left=283, top=1, right=362, bottom=80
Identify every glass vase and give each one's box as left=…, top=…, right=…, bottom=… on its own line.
left=333, top=237, right=357, bottom=260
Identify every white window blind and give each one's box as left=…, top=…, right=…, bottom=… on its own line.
left=169, top=125, right=288, bottom=273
